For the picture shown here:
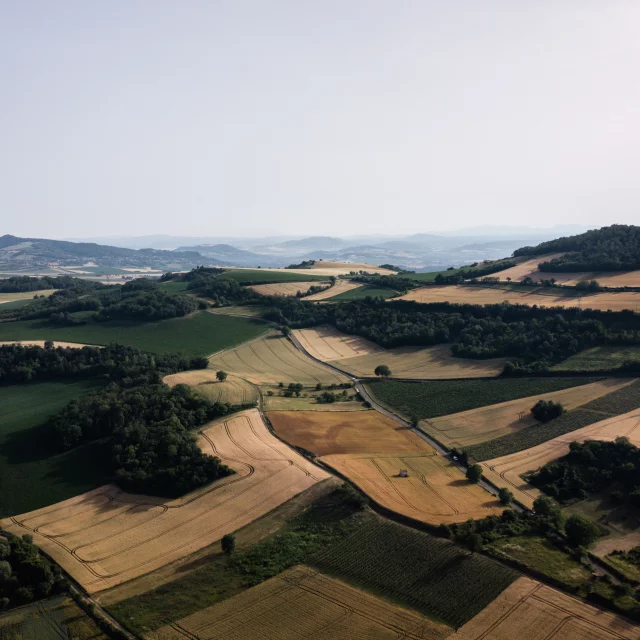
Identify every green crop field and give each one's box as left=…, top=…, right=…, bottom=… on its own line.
left=0, top=379, right=107, bottom=517
left=0, top=311, right=266, bottom=356
left=330, top=285, right=399, bottom=301
left=552, top=345, right=640, bottom=372
left=367, top=377, right=598, bottom=421
left=157, top=280, right=190, bottom=292
left=466, top=379, right=640, bottom=461
left=220, top=269, right=328, bottom=284
left=312, top=517, right=516, bottom=628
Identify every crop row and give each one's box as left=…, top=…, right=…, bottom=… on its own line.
left=311, top=518, right=516, bottom=628
left=467, top=379, right=640, bottom=461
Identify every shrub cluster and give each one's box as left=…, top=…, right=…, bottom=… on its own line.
left=530, top=399, right=565, bottom=422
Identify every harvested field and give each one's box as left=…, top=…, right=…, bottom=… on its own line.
left=422, top=378, right=632, bottom=449
left=293, top=325, right=384, bottom=361
left=263, top=387, right=366, bottom=411
left=0, top=340, right=95, bottom=349
left=0, top=289, right=54, bottom=304
left=0, top=596, right=108, bottom=640
left=0, top=409, right=328, bottom=593
left=163, top=370, right=258, bottom=405
left=246, top=280, right=328, bottom=297
left=268, top=409, right=432, bottom=456
left=323, top=451, right=502, bottom=525
left=334, top=344, right=506, bottom=379
left=207, top=305, right=267, bottom=317
left=304, top=278, right=364, bottom=301
left=208, top=331, right=349, bottom=386
left=480, top=407, right=640, bottom=508
left=451, top=576, right=639, bottom=640
left=313, top=517, right=517, bottom=628
left=147, top=565, right=452, bottom=640
left=491, top=253, right=566, bottom=281
left=398, top=284, right=640, bottom=312
left=308, top=261, right=397, bottom=274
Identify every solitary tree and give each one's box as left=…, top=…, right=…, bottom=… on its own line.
left=221, top=533, right=236, bottom=555
left=533, top=495, right=558, bottom=517
left=216, top=370, right=228, bottom=382
left=466, top=464, right=483, bottom=483
left=374, top=364, right=391, bottom=378
left=565, top=515, right=599, bottom=548
left=498, top=487, right=513, bottom=506
left=467, top=533, right=484, bottom=553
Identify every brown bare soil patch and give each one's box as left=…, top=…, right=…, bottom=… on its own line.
left=0, top=409, right=328, bottom=594
left=481, top=407, right=640, bottom=508
left=334, top=344, right=506, bottom=379
left=303, top=279, right=364, bottom=301
left=208, top=331, right=349, bottom=386
left=323, top=451, right=501, bottom=525
left=246, top=281, right=328, bottom=297
left=293, top=325, right=384, bottom=361
left=423, top=378, right=634, bottom=449
left=268, top=409, right=432, bottom=456
left=398, top=284, right=640, bottom=312
left=451, top=576, right=639, bottom=639
left=147, top=564, right=451, bottom=640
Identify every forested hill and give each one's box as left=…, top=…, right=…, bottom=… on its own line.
left=513, top=225, right=640, bottom=272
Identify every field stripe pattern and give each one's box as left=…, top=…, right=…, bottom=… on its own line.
left=0, top=409, right=328, bottom=593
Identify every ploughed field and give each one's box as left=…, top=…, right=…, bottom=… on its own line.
left=208, top=330, right=349, bottom=386
left=450, top=576, right=640, bottom=640
left=163, top=369, right=258, bottom=405
left=246, top=280, right=328, bottom=296
left=421, top=378, right=631, bottom=449
left=0, top=409, right=328, bottom=593
left=398, top=284, right=640, bottom=312
left=147, top=565, right=452, bottom=640
left=294, top=326, right=505, bottom=378
left=480, top=407, right=640, bottom=508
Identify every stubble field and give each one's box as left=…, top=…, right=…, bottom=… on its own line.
left=163, top=369, right=258, bottom=405
left=480, top=407, right=640, bottom=508
left=147, top=565, right=452, bottom=640
left=451, top=576, right=640, bottom=640
left=293, top=325, right=384, bottom=361
left=490, top=254, right=566, bottom=281
left=208, top=331, right=349, bottom=386
left=421, top=378, right=632, bottom=449
left=0, top=409, right=328, bottom=593
left=0, top=289, right=54, bottom=304
left=246, top=281, right=328, bottom=296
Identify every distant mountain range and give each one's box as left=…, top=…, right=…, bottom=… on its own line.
left=1, top=225, right=594, bottom=275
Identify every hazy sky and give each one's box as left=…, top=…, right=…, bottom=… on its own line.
left=2, top=1, right=639, bottom=239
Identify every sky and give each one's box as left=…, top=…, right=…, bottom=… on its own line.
left=1, top=1, right=639, bottom=239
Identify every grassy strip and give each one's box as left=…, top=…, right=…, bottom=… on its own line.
left=553, top=346, right=640, bottom=372
left=0, top=311, right=266, bottom=356
left=330, top=285, right=398, bottom=301
left=107, top=485, right=366, bottom=635
left=312, top=517, right=516, bottom=629
left=467, top=379, right=640, bottom=461
left=367, top=377, right=601, bottom=421
left=220, top=269, right=328, bottom=284
left=0, top=379, right=107, bottom=516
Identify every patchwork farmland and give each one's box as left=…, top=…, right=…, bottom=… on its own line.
left=421, top=378, right=632, bottom=449
left=480, top=407, right=640, bottom=508
left=398, top=284, right=640, bottom=312
left=451, top=576, right=640, bottom=640
left=1, top=409, right=328, bottom=593
left=163, top=369, right=259, bottom=405
left=208, top=330, right=349, bottom=386
left=148, top=565, right=452, bottom=640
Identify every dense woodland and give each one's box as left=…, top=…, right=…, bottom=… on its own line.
left=266, top=298, right=640, bottom=368
left=514, top=225, right=640, bottom=272
left=529, top=438, right=640, bottom=504
left=0, top=275, right=105, bottom=293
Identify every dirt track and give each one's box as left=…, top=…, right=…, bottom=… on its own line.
left=0, top=409, right=328, bottom=593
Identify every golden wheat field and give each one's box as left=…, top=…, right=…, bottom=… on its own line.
left=246, top=281, right=328, bottom=297
left=163, top=370, right=258, bottom=405
left=208, top=331, right=349, bottom=386
left=481, top=407, right=640, bottom=509
left=421, top=378, right=633, bottom=449
left=0, top=409, right=328, bottom=593
left=0, top=289, right=55, bottom=304
left=323, top=451, right=501, bottom=525
left=293, top=325, right=384, bottom=361
left=398, top=285, right=640, bottom=312
left=268, top=409, right=432, bottom=456
left=304, top=279, right=364, bottom=301
left=334, top=344, right=506, bottom=379
left=147, top=565, right=452, bottom=640
left=451, top=576, right=640, bottom=640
